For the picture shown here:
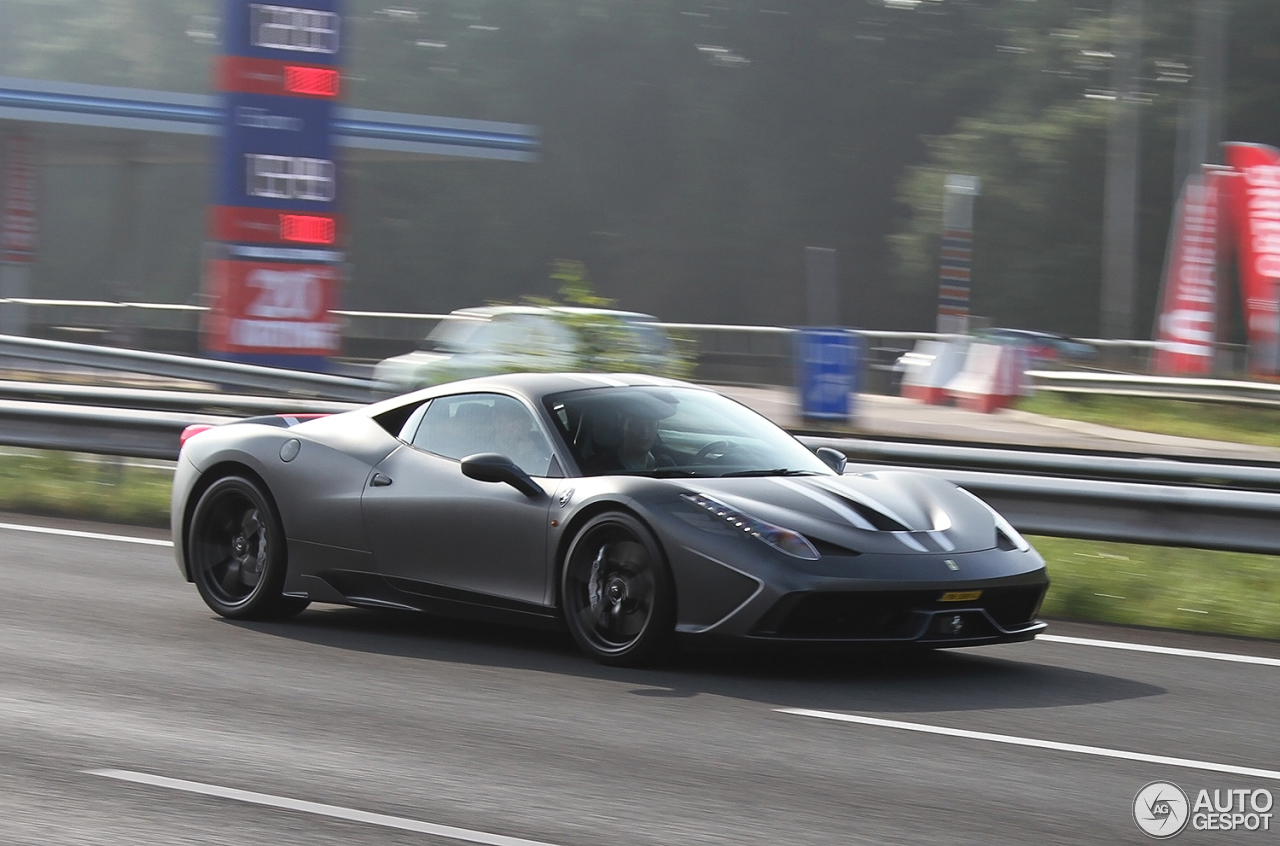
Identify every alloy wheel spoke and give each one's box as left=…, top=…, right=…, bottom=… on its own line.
left=578, top=602, right=606, bottom=634
left=218, top=557, right=243, bottom=592
left=241, top=509, right=263, bottom=542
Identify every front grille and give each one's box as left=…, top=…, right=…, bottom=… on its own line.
left=982, top=585, right=1047, bottom=629
left=762, top=591, right=931, bottom=639
left=756, top=584, right=1047, bottom=640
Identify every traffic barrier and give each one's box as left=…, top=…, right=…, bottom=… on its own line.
left=946, top=343, right=1030, bottom=413
left=900, top=339, right=969, bottom=405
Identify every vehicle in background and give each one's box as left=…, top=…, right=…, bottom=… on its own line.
left=975, top=328, right=1097, bottom=366
left=373, top=305, right=682, bottom=394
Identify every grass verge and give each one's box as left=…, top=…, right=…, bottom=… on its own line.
left=1032, top=535, right=1280, bottom=641
left=1014, top=392, right=1280, bottom=449
left=2, top=449, right=1276, bottom=642
left=0, top=449, right=171, bottom=529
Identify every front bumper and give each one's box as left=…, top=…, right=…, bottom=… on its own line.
left=666, top=539, right=1049, bottom=649
left=747, top=582, right=1047, bottom=646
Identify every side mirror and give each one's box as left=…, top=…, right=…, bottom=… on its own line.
left=815, top=446, right=847, bottom=475
left=460, top=453, right=545, bottom=498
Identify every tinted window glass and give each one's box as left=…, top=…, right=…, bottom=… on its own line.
left=544, top=386, right=831, bottom=477
left=411, top=393, right=555, bottom=477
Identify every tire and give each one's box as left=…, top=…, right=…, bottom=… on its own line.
left=187, top=475, right=309, bottom=621
left=561, top=511, right=675, bottom=666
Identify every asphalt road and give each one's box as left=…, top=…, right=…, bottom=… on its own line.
left=1, top=512, right=1277, bottom=845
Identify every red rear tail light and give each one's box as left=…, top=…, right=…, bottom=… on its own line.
left=180, top=424, right=215, bottom=449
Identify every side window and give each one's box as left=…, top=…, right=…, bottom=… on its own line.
left=410, top=393, right=556, bottom=477
left=512, top=314, right=576, bottom=369
left=483, top=317, right=521, bottom=355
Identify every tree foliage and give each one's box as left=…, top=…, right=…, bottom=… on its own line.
left=4, top=0, right=1279, bottom=338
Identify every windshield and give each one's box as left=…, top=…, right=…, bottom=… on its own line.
left=543, top=386, right=832, bottom=478
left=417, top=316, right=489, bottom=353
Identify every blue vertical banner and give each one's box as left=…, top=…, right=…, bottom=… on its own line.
left=795, top=328, right=861, bottom=422
left=202, top=0, right=344, bottom=369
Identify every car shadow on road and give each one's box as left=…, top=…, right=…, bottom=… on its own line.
left=230, top=604, right=1166, bottom=716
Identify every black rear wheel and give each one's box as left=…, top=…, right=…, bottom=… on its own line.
left=561, top=512, right=674, bottom=666
left=187, top=475, right=308, bottom=621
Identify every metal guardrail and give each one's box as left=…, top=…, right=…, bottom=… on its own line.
left=0, top=334, right=377, bottom=402
left=1029, top=370, right=1280, bottom=408
left=0, top=380, right=359, bottom=416
left=0, top=399, right=231, bottom=460
left=8, top=297, right=1260, bottom=393
left=802, top=435, right=1280, bottom=491
left=807, top=436, right=1280, bottom=554
left=903, top=466, right=1280, bottom=557
left=1, top=393, right=1279, bottom=555
left=9, top=378, right=1278, bottom=487
left=5, top=304, right=1280, bottom=554
left=22, top=297, right=1270, bottom=391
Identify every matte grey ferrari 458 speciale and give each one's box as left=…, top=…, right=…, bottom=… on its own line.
left=172, top=373, right=1048, bottom=665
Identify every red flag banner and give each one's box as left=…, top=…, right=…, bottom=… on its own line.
left=1153, top=169, right=1221, bottom=375
left=1223, top=143, right=1280, bottom=374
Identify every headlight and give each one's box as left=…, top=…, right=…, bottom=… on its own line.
left=681, top=492, right=820, bottom=560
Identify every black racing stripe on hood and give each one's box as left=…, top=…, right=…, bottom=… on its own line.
left=820, top=490, right=910, bottom=532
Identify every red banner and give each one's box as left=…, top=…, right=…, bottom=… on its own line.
left=202, top=259, right=341, bottom=355
left=1223, top=143, right=1280, bottom=374
left=0, top=135, right=39, bottom=263
left=1153, top=169, right=1222, bottom=375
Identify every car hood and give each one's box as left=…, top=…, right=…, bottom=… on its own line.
left=679, top=470, right=1004, bottom=555
left=373, top=351, right=450, bottom=386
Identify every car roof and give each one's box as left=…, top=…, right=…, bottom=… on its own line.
left=447, top=305, right=659, bottom=322
left=365, top=371, right=701, bottom=415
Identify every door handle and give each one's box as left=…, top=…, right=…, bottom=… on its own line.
left=370, top=473, right=393, bottom=487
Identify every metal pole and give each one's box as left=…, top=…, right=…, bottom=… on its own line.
left=1191, top=0, right=1227, bottom=169
left=1101, top=0, right=1144, bottom=341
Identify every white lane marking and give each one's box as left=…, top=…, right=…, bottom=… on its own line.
left=777, top=709, right=1280, bottom=781
left=86, top=769, right=563, bottom=846
left=0, top=521, right=172, bottom=547
left=1039, top=634, right=1280, bottom=668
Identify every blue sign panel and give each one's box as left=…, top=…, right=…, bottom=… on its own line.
left=795, top=328, right=861, bottom=421
left=217, top=93, right=337, bottom=209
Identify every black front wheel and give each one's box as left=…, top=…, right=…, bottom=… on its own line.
left=561, top=512, right=674, bottom=666
left=187, top=475, right=308, bottom=621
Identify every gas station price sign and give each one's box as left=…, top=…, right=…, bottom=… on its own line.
left=204, top=0, right=344, bottom=363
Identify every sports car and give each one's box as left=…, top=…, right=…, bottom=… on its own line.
left=172, top=373, right=1048, bottom=665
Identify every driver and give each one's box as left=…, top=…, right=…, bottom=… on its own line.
left=582, top=394, right=676, bottom=474
left=617, top=409, right=660, bottom=471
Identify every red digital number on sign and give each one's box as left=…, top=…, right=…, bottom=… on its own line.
left=280, top=213, right=337, bottom=244
left=285, top=65, right=340, bottom=97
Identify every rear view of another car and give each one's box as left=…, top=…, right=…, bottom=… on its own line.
left=374, top=307, right=578, bottom=393
left=374, top=305, right=682, bottom=394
